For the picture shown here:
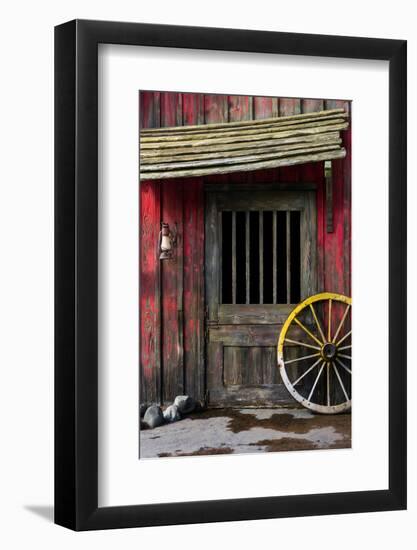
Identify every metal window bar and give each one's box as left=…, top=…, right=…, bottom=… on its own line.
left=246, top=211, right=250, bottom=304
left=286, top=211, right=291, bottom=304
left=273, top=210, right=277, bottom=304
left=232, top=210, right=236, bottom=304
left=259, top=210, right=264, bottom=305
left=221, top=208, right=300, bottom=305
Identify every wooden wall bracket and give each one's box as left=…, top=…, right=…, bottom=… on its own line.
left=325, top=160, right=334, bottom=233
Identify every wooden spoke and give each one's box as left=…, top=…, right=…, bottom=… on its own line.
left=327, top=363, right=330, bottom=406
left=336, top=330, right=351, bottom=347
left=284, top=338, right=321, bottom=351
left=309, top=303, right=326, bottom=343
left=284, top=352, right=321, bottom=365
left=338, top=353, right=352, bottom=361
left=308, top=362, right=325, bottom=402
left=293, top=317, right=323, bottom=346
left=332, top=363, right=349, bottom=401
left=339, top=344, right=351, bottom=351
left=332, top=304, right=351, bottom=343
left=335, top=357, right=351, bottom=375
left=328, top=299, right=332, bottom=341
left=292, top=357, right=322, bottom=386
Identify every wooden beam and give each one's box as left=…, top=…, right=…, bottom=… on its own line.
left=140, top=121, right=348, bottom=149
left=141, top=144, right=340, bottom=172
left=141, top=113, right=347, bottom=141
left=140, top=136, right=342, bottom=164
left=140, top=132, right=341, bottom=159
left=140, top=148, right=346, bottom=180
left=141, top=108, right=346, bottom=133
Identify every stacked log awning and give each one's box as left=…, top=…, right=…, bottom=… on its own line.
left=139, top=108, right=349, bottom=180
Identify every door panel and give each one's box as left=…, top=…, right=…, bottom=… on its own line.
left=223, top=346, right=279, bottom=385
left=205, top=187, right=317, bottom=407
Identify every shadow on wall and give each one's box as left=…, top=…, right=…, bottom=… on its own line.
left=24, top=505, right=54, bottom=523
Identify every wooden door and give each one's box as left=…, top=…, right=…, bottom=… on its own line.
left=205, top=185, right=317, bottom=407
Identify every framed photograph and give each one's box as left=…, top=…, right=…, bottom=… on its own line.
left=55, top=20, right=406, bottom=530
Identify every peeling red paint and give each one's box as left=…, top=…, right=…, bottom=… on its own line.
left=139, top=92, right=351, bottom=404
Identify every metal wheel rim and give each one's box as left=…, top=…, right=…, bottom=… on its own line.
left=277, top=292, right=352, bottom=414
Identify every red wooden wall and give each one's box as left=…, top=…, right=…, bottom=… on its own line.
left=139, top=92, right=351, bottom=405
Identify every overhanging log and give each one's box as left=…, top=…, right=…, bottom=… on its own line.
left=139, top=109, right=349, bottom=180
left=141, top=148, right=346, bottom=180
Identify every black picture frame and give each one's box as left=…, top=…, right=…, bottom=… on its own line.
left=55, top=19, right=407, bottom=531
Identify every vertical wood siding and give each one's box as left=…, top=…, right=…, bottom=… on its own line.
left=139, top=92, right=351, bottom=404
left=139, top=180, right=161, bottom=403
left=160, top=180, right=184, bottom=401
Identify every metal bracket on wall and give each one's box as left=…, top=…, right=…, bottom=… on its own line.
left=325, top=160, right=334, bottom=233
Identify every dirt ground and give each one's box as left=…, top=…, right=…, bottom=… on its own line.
left=140, top=407, right=351, bottom=459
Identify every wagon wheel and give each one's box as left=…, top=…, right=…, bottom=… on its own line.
left=278, top=292, right=352, bottom=414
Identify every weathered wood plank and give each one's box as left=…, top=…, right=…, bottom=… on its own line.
left=279, top=98, right=301, bottom=117
left=302, top=98, right=324, bottom=115
left=139, top=91, right=160, bottom=129
left=203, top=94, right=230, bottom=187
left=223, top=345, right=288, bottom=387
left=141, top=144, right=340, bottom=172
left=209, top=324, right=284, bottom=346
left=224, top=347, right=245, bottom=385
left=325, top=99, right=350, bottom=112
left=218, top=304, right=294, bottom=324
left=253, top=95, right=280, bottom=183
left=207, top=341, right=223, bottom=393
left=160, top=92, right=182, bottom=127
left=142, top=113, right=347, bottom=141
left=253, top=96, right=278, bottom=120
left=141, top=135, right=342, bottom=165
left=140, top=120, right=348, bottom=148
left=183, top=179, right=205, bottom=400
left=228, top=95, right=253, bottom=122
left=316, top=160, right=326, bottom=291
left=208, top=384, right=293, bottom=407
left=204, top=94, right=228, bottom=124
left=278, top=98, right=301, bottom=184
left=262, top=347, right=280, bottom=384
left=247, top=347, right=263, bottom=385
left=216, top=191, right=305, bottom=220
left=140, top=180, right=161, bottom=404
left=182, top=93, right=204, bottom=126
left=142, top=107, right=344, bottom=133
left=161, top=180, right=184, bottom=402
left=141, top=149, right=346, bottom=180
left=324, top=99, right=351, bottom=295
left=140, top=132, right=341, bottom=159
left=299, top=101, right=325, bottom=274
left=228, top=95, right=253, bottom=185
left=205, top=192, right=220, bottom=322
left=205, top=182, right=317, bottom=193
left=343, top=107, right=352, bottom=296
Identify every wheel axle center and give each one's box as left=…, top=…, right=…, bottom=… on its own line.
left=322, top=342, right=337, bottom=360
